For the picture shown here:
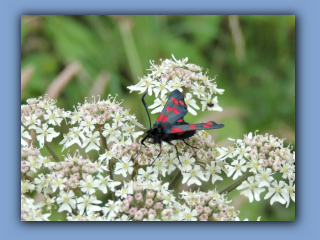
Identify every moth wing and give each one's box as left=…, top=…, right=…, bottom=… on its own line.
left=166, top=121, right=224, bottom=134
left=154, top=89, right=188, bottom=126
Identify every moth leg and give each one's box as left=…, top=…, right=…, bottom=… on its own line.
left=150, top=142, right=162, bottom=166
left=140, top=134, right=149, bottom=147
left=166, top=141, right=182, bottom=166
left=182, top=139, right=199, bottom=150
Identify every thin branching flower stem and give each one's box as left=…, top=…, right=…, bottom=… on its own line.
left=44, top=141, right=61, bottom=162
left=99, top=130, right=115, bottom=201
left=219, top=172, right=254, bottom=195
left=169, top=170, right=182, bottom=190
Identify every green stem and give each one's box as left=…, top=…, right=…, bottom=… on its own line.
left=109, top=159, right=116, bottom=201
left=169, top=170, right=182, bottom=190
left=44, top=141, right=61, bottom=162
left=99, top=130, right=108, bottom=153
left=98, top=129, right=115, bottom=200
left=219, top=172, right=254, bottom=195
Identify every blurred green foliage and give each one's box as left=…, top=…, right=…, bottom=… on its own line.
left=21, top=15, right=295, bottom=221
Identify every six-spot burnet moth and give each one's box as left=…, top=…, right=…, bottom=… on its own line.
left=140, top=89, right=224, bottom=165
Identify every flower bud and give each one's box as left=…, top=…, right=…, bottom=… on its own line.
left=154, top=202, right=163, bottom=210
left=145, top=198, right=154, bottom=208
left=135, top=193, right=143, bottom=202
left=199, top=214, right=208, bottom=221
left=128, top=207, right=137, bottom=216
left=146, top=190, right=155, bottom=198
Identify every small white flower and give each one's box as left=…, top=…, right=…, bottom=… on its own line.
left=152, top=158, right=168, bottom=177
left=43, top=109, right=63, bottom=126
left=237, top=176, right=265, bottom=202
left=201, top=94, right=223, bottom=112
left=148, top=97, right=167, bottom=114
left=175, top=152, right=195, bottom=172
left=284, top=180, right=295, bottom=208
left=205, top=161, right=223, bottom=184
left=21, top=126, right=32, bottom=147
left=66, top=126, right=84, bottom=148
left=137, top=167, right=158, bottom=182
left=56, top=191, right=77, bottom=213
left=98, top=150, right=113, bottom=165
left=184, top=93, right=200, bottom=115
left=191, top=82, right=205, bottom=99
left=51, top=175, right=67, bottom=192
left=102, top=200, right=120, bottom=221
left=35, top=123, right=60, bottom=148
left=77, top=195, right=102, bottom=216
left=80, top=116, right=97, bottom=134
left=114, top=156, right=134, bottom=177
left=97, top=174, right=121, bottom=194
left=264, top=180, right=288, bottom=205
left=216, top=146, right=234, bottom=160
left=181, top=165, right=207, bottom=186
left=24, top=115, right=41, bottom=130
left=115, top=181, right=133, bottom=199
left=102, top=123, right=121, bottom=143
left=79, top=175, right=100, bottom=195
left=255, top=166, right=274, bottom=188
left=180, top=208, right=198, bottom=221
left=81, top=131, right=100, bottom=152
left=21, top=180, right=35, bottom=194
left=172, top=54, right=188, bottom=67
left=153, top=77, right=170, bottom=98
left=226, top=159, right=247, bottom=180
left=168, top=77, right=183, bottom=92
left=128, top=76, right=154, bottom=95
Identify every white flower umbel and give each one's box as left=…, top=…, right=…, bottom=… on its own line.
left=21, top=57, right=295, bottom=221
left=127, top=55, right=224, bottom=116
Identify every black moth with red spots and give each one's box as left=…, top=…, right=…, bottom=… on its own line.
left=141, top=89, right=224, bottom=165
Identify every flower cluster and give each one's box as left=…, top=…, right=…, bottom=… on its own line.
left=128, top=54, right=224, bottom=115
left=21, top=56, right=294, bottom=221
left=66, top=181, right=239, bottom=221
left=217, top=132, right=295, bottom=207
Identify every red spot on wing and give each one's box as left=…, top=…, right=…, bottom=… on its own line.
left=171, top=127, right=183, bottom=133
left=203, top=124, right=209, bottom=128
left=177, top=119, right=183, bottom=122
left=157, top=113, right=163, bottom=121
left=166, top=106, right=172, bottom=111
left=177, top=132, right=183, bottom=135
left=161, top=116, right=168, bottom=122
left=172, top=97, right=178, bottom=104
left=190, top=124, right=196, bottom=129
left=172, top=108, right=180, bottom=114
left=179, top=100, right=185, bottom=105
left=206, top=122, right=213, bottom=126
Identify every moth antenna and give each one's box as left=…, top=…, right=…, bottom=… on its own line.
left=141, top=92, right=152, bottom=130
